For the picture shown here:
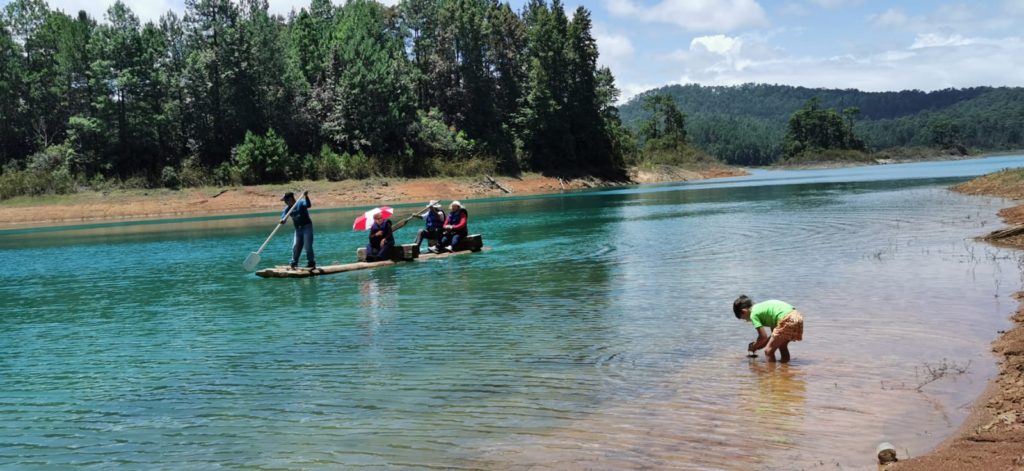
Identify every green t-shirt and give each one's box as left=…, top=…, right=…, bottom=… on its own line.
left=750, top=300, right=794, bottom=330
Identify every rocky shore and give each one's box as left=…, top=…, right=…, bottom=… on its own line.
left=890, top=171, right=1024, bottom=470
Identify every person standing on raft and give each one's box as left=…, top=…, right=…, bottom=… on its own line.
left=280, top=191, right=315, bottom=270
left=733, top=295, right=804, bottom=362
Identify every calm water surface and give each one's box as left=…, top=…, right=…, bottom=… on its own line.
left=3, top=156, right=1024, bottom=469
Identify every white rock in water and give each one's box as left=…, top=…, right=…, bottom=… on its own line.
left=876, top=442, right=897, bottom=464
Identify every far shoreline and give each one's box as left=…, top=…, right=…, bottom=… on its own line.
left=0, top=167, right=744, bottom=231
left=5, top=151, right=1023, bottom=232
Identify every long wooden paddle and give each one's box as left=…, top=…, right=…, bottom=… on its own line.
left=243, top=195, right=301, bottom=272
left=392, top=203, right=433, bottom=231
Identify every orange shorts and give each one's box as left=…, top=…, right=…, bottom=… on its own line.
left=768, top=310, right=803, bottom=347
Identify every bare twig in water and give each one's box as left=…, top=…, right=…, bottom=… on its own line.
left=915, top=359, right=971, bottom=392
left=962, top=240, right=977, bottom=263
left=880, top=359, right=971, bottom=392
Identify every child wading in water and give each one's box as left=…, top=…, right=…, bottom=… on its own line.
left=733, top=295, right=804, bottom=362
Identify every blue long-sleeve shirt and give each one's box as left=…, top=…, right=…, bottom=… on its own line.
left=282, top=197, right=312, bottom=227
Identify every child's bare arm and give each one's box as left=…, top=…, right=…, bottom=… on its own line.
left=748, top=327, right=772, bottom=351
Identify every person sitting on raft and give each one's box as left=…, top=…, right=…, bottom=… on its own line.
left=366, top=212, right=394, bottom=262
left=414, top=200, right=446, bottom=252
left=437, top=200, right=468, bottom=253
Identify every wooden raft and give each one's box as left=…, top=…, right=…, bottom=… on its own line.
left=355, top=234, right=483, bottom=262
left=255, top=235, right=485, bottom=278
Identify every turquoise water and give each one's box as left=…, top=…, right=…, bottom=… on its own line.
left=3, top=156, right=1024, bottom=469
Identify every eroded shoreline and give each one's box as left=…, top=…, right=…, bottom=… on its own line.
left=890, top=175, right=1024, bottom=470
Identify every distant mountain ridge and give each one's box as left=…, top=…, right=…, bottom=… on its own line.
left=618, top=83, right=1024, bottom=165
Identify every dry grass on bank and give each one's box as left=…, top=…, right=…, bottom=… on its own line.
left=953, top=168, right=1024, bottom=200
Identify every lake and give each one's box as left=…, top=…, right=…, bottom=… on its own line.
left=3, top=156, right=1024, bottom=469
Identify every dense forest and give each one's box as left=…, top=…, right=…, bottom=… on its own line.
left=3, top=0, right=1022, bottom=199
left=620, top=84, right=1024, bottom=165
left=0, top=0, right=631, bottom=198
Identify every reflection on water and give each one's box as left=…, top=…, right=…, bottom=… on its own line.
left=744, top=361, right=808, bottom=438
left=1, top=156, right=1024, bottom=469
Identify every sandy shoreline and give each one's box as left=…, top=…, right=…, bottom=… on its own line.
left=891, top=178, right=1024, bottom=470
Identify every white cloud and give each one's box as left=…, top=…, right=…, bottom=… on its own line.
left=909, top=33, right=977, bottom=49
left=593, top=24, right=635, bottom=72
left=691, top=34, right=742, bottom=55
left=666, top=34, right=1024, bottom=92
left=661, top=33, right=782, bottom=72
left=605, top=0, right=768, bottom=32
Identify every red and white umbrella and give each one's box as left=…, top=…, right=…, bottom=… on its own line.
left=352, top=206, right=394, bottom=230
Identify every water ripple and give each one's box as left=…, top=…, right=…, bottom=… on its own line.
left=1, top=164, right=1023, bottom=468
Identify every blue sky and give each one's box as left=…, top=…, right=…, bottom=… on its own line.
left=8, top=0, right=1024, bottom=102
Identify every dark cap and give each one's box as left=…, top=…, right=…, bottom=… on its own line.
left=280, top=191, right=295, bottom=201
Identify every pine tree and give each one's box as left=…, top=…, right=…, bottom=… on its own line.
left=322, top=0, right=414, bottom=170
left=565, top=6, right=620, bottom=176
left=89, top=1, right=146, bottom=174
left=640, top=94, right=687, bottom=147
left=486, top=1, right=525, bottom=171
left=783, top=98, right=865, bottom=158
left=183, top=0, right=241, bottom=166
left=157, top=11, right=188, bottom=160
left=520, top=0, right=573, bottom=173
left=10, top=1, right=72, bottom=148
left=0, top=14, right=28, bottom=164
left=290, top=0, right=334, bottom=86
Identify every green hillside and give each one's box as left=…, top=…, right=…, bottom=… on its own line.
left=618, top=84, right=1024, bottom=165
